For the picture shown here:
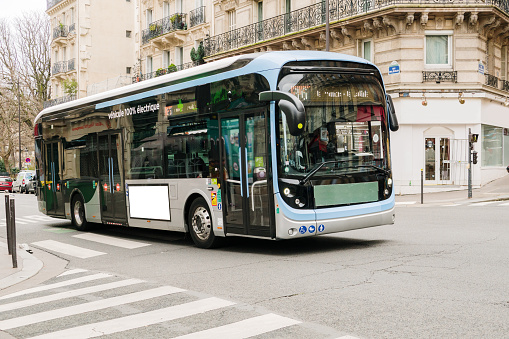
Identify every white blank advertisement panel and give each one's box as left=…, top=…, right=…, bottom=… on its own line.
left=128, top=185, right=171, bottom=221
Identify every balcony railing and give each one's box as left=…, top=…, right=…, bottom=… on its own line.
left=52, top=59, right=75, bottom=75
left=46, top=0, right=64, bottom=10
left=53, top=25, right=69, bottom=40
left=43, top=94, right=76, bottom=109
left=502, top=80, right=509, bottom=92
left=485, top=74, right=499, bottom=88
left=132, top=62, right=198, bottom=83
left=205, top=0, right=509, bottom=57
left=67, top=58, right=75, bottom=72
left=422, top=71, right=457, bottom=83
left=189, top=6, right=206, bottom=27
left=52, top=61, right=67, bottom=75
left=142, top=13, right=187, bottom=45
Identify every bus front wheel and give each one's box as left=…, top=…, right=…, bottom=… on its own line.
left=71, top=195, right=89, bottom=231
left=188, top=198, right=221, bottom=249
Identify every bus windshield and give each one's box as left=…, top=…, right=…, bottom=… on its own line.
left=277, top=71, right=390, bottom=180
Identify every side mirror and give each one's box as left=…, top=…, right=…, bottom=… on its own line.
left=386, top=95, right=399, bottom=132
left=259, top=90, right=306, bottom=136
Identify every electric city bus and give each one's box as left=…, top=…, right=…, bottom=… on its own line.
left=34, top=51, right=399, bottom=248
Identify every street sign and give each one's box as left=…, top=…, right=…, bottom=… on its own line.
left=478, top=62, right=485, bottom=74
left=389, top=61, right=400, bottom=74
left=25, top=158, right=30, bottom=163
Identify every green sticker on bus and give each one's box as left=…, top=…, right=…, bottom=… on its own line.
left=211, top=178, right=217, bottom=185
left=255, top=156, right=264, bottom=167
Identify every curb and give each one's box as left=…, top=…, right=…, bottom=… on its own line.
left=0, top=242, right=43, bottom=290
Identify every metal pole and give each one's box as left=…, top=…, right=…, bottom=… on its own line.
left=5, top=195, right=11, bottom=255
left=325, top=0, right=330, bottom=51
left=468, top=128, right=472, bottom=199
left=9, top=196, right=17, bottom=268
left=421, top=169, right=423, bottom=204
left=18, top=78, right=21, bottom=172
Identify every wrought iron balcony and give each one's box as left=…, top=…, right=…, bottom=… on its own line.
left=204, top=0, right=509, bottom=57
left=67, top=58, right=76, bottom=72
left=52, top=61, right=67, bottom=75
left=142, top=13, right=187, bottom=45
left=422, top=71, right=457, bottom=83
left=53, top=25, right=68, bottom=40
left=190, top=6, right=206, bottom=27
left=132, top=62, right=198, bottom=83
left=502, top=80, right=509, bottom=92
left=47, top=0, right=64, bottom=10
left=485, top=74, right=499, bottom=88
left=43, top=94, right=76, bottom=109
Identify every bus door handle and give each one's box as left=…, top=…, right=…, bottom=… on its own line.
left=51, top=162, right=55, bottom=192
left=245, top=149, right=249, bottom=198
left=239, top=147, right=243, bottom=197
left=109, top=157, right=114, bottom=193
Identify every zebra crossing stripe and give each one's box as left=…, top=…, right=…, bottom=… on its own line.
left=0, top=278, right=144, bottom=313
left=469, top=201, right=498, bottom=207
left=0, top=273, right=112, bottom=300
left=32, top=240, right=106, bottom=259
left=26, top=297, right=236, bottom=339
left=173, top=313, right=301, bottom=339
left=15, top=217, right=39, bottom=224
left=0, top=285, right=185, bottom=330
left=57, top=269, right=88, bottom=277
left=72, top=233, right=151, bottom=249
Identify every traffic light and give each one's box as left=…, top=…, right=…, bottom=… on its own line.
left=470, top=134, right=479, bottom=143
left=472, top=151, right=478, bottom=164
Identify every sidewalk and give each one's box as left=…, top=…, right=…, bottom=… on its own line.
left=0, top=175, right=508, bottom=292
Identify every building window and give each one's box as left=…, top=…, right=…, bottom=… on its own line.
left=176, top=0, right=182, bottom=13
left=163, top=50, right=171, bottom=68
left=126, top=30, right=132, bottom=38
left=126, top=67, right=131, bottom=74
left=175, top=47, right=183, bottom=66
left=425, top=31, right=452, bottom=67
left=228, top=10, right=236, bottom=31
left=146, top=9, right=153, bottom=28
left=163, top=1, right=170, bottom=17
left=360, top=39, right=372, bottom=62
left=147, top=56, right=153, bottom=74
left=482, top=124, right=503, bottom=167
left=258, top=1, right=263, bottom=22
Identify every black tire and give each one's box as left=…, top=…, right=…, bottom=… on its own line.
left=71, top=195, right=89, bottom=231
left=188, top=198, right=222, bottom=249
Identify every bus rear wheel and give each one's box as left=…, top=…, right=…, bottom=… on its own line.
left=71, top=195, right=89, bottom=231
left=188, top=198, right=222, bottom=249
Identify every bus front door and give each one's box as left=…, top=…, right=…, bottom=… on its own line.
left=220, top=110, right=272, bottom=237
left=98, top=132, right=127, bottom=224
left=44, top=141, right=65, bottom=217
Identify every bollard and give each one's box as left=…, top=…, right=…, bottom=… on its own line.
left=5, top=195, right=11, bottom=255
left=421, top=169, right=424, bottom=204
left=9, top=195, right=17, bottom=268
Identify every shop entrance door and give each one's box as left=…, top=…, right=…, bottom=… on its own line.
left=424, top=137, right=452, bottom=184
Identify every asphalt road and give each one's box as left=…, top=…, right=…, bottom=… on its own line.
left=0, top=193, right=508, bottom=338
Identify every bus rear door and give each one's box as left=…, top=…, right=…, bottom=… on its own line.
left=44, top=140, right=65, bottom=217
left=98, top=131, right=127, bottom=224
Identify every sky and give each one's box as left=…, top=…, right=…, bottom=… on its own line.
left=0, top=0, right=47, bottom=20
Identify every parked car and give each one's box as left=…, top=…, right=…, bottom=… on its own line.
left=26, top=174, right=37, bottom=194
left=12, top=170, right=36, bottom=193
left=0, top=176, right=13, bottom=193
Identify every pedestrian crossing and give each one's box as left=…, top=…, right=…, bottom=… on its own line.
left=0, top=214, right=56, bottom=227
left=0, top=269, right=319, bottom=338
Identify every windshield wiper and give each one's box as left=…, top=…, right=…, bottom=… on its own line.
left=299, top=160, right=345, bottom=185
left=299, top=163, right=390, bottom=185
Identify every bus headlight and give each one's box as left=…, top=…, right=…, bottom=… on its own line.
left=283, top=187, right=291, bottom=196
left=387, top=178, right=392, bottom=187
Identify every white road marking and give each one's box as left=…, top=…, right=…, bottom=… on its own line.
left=14, top=217, right=39, bottom=223
left=27, top=297, right=236, bottom=339
left=0, top=278, right=144, bottom=312
left=497, top=201, right=509, bottom=206
left=0, top=286, right=185, bottom=330
left=57, top=268, right=88, bottom=277
left=395, top=201, right=417, bottom=205
left=468, top=201, right=498, bottom=207
left=32, top=240, right=106, bottom=259
left=72, top=233, right=151, bottom=249
left=0, top=273, right=112, bottom=300
left=173, top=313, right=301, bottom=339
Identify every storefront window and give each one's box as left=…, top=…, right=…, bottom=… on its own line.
left=482, top=124, right=503, bottom=167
